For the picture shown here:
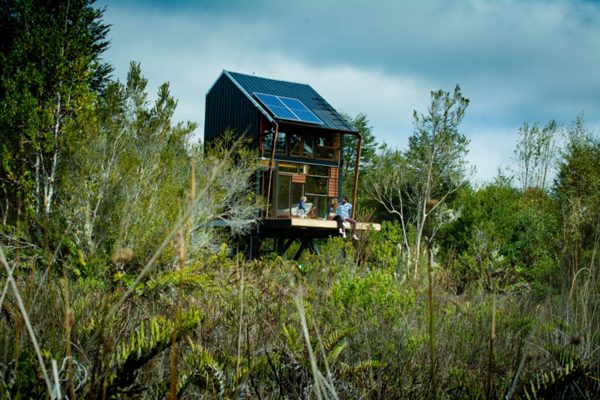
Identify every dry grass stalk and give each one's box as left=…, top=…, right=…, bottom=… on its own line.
left=506, top=303, right=544, bottom=400
left=290, top=281, right=339, bottom=400
left=235, top=243, right=245, bottom=395
left=61, top=275, right=76, bottom=400
left=485, top=294, right=496, bottom=400
left=0, top=246, right=52, bottom=396
left=427, top=216, right=436, bottom=398
left=171, top=157, right=196, bottom=398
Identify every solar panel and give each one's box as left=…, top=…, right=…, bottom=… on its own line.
left=254, top=93, right=323, bottom=125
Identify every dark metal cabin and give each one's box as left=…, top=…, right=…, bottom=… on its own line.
left=204, top=71, right=379, bottom=259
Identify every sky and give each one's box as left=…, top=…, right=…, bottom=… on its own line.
left=99, top=0, right=600, bottom=182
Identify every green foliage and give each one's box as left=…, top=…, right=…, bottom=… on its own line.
left=0, top=0, right=111, bottom=223
left=104, top=310, right=200, bottom=397
left=1, top=6, right=600, bottom=398
left=340, top=112, right=378, bottom=198
left=328, top=268, right=415, bottom=324
left=366, top=220, right=407, bottom=274
left=513, top=119, right=561, bottom=192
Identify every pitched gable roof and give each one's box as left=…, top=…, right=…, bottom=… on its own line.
left=217, top=70, right=357, bottom=133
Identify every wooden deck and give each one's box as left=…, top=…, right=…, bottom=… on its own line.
left=259, top=218, right=381, bottom=231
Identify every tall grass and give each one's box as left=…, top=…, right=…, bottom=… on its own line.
left=1, top=207, right=599, bottom=398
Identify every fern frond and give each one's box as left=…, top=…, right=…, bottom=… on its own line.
left=326, top=341, right=348, bottom=367
left=146, top=267, right=214, bottom=292
left=103, top=309, right=200, bottom=398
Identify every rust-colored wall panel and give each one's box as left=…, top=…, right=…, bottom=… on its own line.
left=333, top=133, right=341, bottom=161
left=292, top=174, right=306, bottom=183
left=329, top=166, right=339, bottom=197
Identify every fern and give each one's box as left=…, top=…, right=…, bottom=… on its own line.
left=523, top=343, right=600, bottom=400
left=185, top=340, right=275, bottom=397
left=101, top=309, right=200, bottom=398
left=145, top=267, right=215, bottom=293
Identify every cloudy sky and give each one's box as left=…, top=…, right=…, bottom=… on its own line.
left=99, top=0, right=600, bottom=182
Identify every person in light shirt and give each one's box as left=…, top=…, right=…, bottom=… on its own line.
left=337, top=196, right=358, bottom=240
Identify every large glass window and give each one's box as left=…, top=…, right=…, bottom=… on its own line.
left=316, top=134, right=337, bottom=160
left=306, top=176, right=328, bottom=195
left=277, top=175, right=292, bottom=218
left=276, top=132, right=287, bottom=154
left=317, top=197, right=328, bottom=219
left=261, top=131, right=287, bottom=155
left=303, top=135, right=314, bottom=158
left=290, top=133, right=314, bottom=158
left=308, top=165, right=330, bottom=177
left=279, top=163, right=299, bottom=174
left=290, top=134, right=302, bottom=157
left=291, top=183, right=304, bottom=209
left=260, top=171, right=276, bottom=217
left=263, top=131, right=273, bottom=154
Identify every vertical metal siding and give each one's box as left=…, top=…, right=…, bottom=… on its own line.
left=204, top=74, right=262, bottom=147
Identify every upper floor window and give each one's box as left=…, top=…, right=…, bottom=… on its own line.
left=261, top=126, right=339, bottom=162
left=262, top=131, right=273, bottom=154
left=316, top=135, right=338, bottom=160
left=290, top=133, right=314, bottom=158
left=262, top=130, right=287, bottom=154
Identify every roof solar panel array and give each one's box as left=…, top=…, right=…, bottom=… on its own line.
left=254, top=93, right=323, bottom=125
left=224, top=71, right=357, bottom=132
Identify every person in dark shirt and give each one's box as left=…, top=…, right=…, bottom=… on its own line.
left=298, top=196, right=307, bottom=218
left=328, top=199, right=346, bottom=238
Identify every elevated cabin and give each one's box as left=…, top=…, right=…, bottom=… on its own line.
left=204, top=71, right=379, bottom=259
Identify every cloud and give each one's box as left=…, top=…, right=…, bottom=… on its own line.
left=100, top=0, right=600, bottom=181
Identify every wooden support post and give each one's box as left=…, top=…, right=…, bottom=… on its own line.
left=265, top=121, right=279, bottom=218
left=351, top=133, right=362, bottom=220
left=294, top=241, right=307, bottom=261
left=249, top=233, right=261, bottom=260
left=307, top=239, right=320, bottom=256
left=278, top=238, right=296, bottom=258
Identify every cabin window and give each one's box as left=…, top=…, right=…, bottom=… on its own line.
left=261, top=131, right=287, bottom=155
left=277, top=175, right=292, bottom=218
left=290, top=133, right=314, bottom=158
left=262, top=132, right=273, bottom=154
left=316, top=134, right=338, bottom=160
left=305, top=176, right=328, bottom=195
left=276, top=132, right=287, bottom=154
left=304, top=135, right=314, bottom=158
left=317, top=197, right=328, bottom=219
left=290, top=134, right=302, bottom=157
left=291, top=182, right=304, bottom=208
left=260, top=171, right=276, bottom=217
left=279, top=163, right=299, bottom=174
left=308, top=165, right=329, bottom=177
left=275, top=174, right=305, bottom=218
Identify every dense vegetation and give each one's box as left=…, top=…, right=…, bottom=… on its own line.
left=1, top=1, right=599, bottom=399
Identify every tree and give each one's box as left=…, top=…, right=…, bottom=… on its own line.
left=363, top=85, right=472, bottom=277
left=0, top=0, right=112, bottom=228
left=60, top=63, right=261, bottom=274
left=340, top=112, right=378, bottom=197
left=553, top=113, right=600, bottom=288
left=513, top=119, right=561, bottom=192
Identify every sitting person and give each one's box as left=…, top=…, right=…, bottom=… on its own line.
left=339, top=196, right=358, bottom=240
left=327, top=199, right=346, bottom=238
left=298, top=196, right=307, bottom=218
